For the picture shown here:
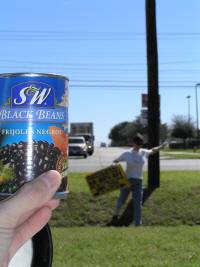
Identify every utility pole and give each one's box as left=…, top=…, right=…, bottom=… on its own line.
left=110, top=0, right=160, bottom=227
left=145, top=0, right=160, bottom=190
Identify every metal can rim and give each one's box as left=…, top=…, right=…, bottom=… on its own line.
left=31, top=224, right=53, bottom=267
left=0, top=72, right=69, bottom=81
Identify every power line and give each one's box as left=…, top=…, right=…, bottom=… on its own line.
left=70, top=79, right=196, bottom=83
left=0, top=32, right=199, bottom=41
left=1, top=59, right=200, bottom=66
left=69, top=84, right=197, bottom=92
left=0, top=31, right=199, bottom=43
left=0, top=37, right=199, bottom=41
left=0, top=30, right=200, bottom=35
left=1, top=65, right=200, bottom=72
left=70, top=84, right=196, bottom=87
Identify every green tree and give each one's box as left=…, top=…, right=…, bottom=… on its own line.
left=170, top=115, right=195, bottom=147
left=109, top=118, right=169, bottom=147
left=108, top=121, right=129, bottom=146
left=124, top=117, right=147, bottom=144
left=108, top=118, right=147, bottom=146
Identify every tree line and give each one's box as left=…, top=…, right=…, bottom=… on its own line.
left=108, top=115, right=199, bottom=148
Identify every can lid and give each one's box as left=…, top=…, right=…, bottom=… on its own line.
left=8, top=239, right=33, bottom=267
left=0, top=72, right=69, bottom=81
left=8, top=224, right=53, bottom=267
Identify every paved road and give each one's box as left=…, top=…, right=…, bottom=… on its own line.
left=68, top=147, right=200, bottom=172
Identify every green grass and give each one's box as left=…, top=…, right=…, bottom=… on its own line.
left=161, top=148, right=200, bottom=159
left=50, top=171, right=200, bottom=227
left=164, top=148, right=200, bottom=153
left=52, top=226, right=200, bottom=267
left=161, top=153, right=200, bottom=159
left=51, top=172, right=200, bottom=266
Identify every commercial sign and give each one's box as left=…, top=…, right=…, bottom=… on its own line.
left=140, top=109, right=148, bottom=127
left=141, top=94, right=148, bottom=108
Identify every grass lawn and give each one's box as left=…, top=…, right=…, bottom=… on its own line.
left=161, top=148, right=200, bottom=159
left=50, top=171, right=200, bottom=227
left=50, top=171, right=200, bottom=266
left=161, top=153, right=200, bottom=159
left=52, top=226, right=200, bottom=267
left=164, top=149, right=200, bottom=153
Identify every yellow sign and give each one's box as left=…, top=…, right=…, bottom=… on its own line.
left=85, top=164, right=129, bottom=197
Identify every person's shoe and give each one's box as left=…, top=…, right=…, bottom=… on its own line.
left=111, top=215, right=120, bottom=226
left=107, top=215, right=119, bottom=226
left=112, top=215, right=119, bottom=221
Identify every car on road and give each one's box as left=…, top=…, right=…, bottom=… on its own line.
left=100, top=142, right=107, bottom=147
left=69, top=136, right=88, bottom=158
left=72, top=133, right=94, bottom=155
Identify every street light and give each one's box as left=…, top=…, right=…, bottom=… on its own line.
left=195, top=83, right=200, bottom=138
left=186, top=95, right=191, bottom=123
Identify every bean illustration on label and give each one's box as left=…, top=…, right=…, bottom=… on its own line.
left=0, top=73, right=69, bottom=198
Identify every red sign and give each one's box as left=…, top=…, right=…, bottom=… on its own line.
left=142, top=94, right=148, bottom=108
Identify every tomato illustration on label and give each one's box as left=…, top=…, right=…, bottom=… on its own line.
left=49, top=126, right=68, bottom=154
left=49, top=126, right=68, bottom=173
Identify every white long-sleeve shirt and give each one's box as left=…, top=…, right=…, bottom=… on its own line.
left=115, top=148, right=153, bottom=179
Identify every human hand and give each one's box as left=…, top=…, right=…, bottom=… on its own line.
left=0, top=170, right=61, bottom=267
left=112, top=160, right=119, bottom=166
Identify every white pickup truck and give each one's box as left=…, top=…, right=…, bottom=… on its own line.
left=70, top=122, right=95, bottom=155
left=68, top=136, right=88, bottom=158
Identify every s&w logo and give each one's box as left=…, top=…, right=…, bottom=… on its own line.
left=11, top=82, right=55, bottom=107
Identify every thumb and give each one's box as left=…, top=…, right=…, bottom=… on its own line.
left=0, top=170, right=61, bottom=227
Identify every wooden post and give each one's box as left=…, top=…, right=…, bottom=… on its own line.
left=146, top=0, right=160, bottom=189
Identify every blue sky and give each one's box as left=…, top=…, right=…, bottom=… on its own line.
left=0, top=0, right=200, bottom=144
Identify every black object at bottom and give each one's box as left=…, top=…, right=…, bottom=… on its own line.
left=31, top=224, right=53, bottom=267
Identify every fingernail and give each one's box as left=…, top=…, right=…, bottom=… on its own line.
left=40, top=170, right=61, bottom=190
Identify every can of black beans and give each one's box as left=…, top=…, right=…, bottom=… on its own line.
left=0, top=73, right=69, bottom=199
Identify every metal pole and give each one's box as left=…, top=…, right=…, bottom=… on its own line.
left=186, top=95, right=191, bottom=123
left=195, top=84, right=200, bottom=138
